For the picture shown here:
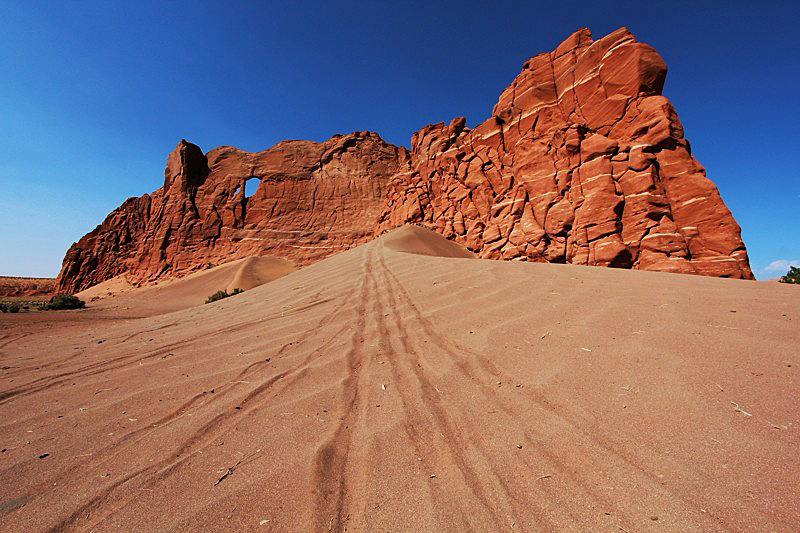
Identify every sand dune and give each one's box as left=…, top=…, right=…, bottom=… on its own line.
left=380, top=225, right=475, bottom=259
left=77, top=255, right=296, bottom=317
left=0, top=226, right=798, bottom=531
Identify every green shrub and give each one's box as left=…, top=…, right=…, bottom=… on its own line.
left=8, top=303, right=20, bottom=313
left=204, top=288, right=244, bottom=304
left=205, top=290, right=228, bottom=303
left=780, top=266, right=800, bottom=284
left=44, top=294, right=86, bottom=310
left=0, top=303, right=6, bottom=313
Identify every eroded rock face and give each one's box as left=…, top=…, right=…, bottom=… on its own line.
left=0, top=277, right=55, bottom=299
left=377, top=28, right=753, bottom=279
left=56, top=132, right=408, bottom=293
left=57, top=27, right=752, bottom=293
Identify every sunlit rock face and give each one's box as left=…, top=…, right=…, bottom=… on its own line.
left=56, top=27, right=752, bottom=293
left=377, top=28, right=753, bottom=279
left=56, top=132, right=408, bottom=293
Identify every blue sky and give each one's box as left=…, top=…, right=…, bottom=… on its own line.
left=1, top=0, right=797, bottom=279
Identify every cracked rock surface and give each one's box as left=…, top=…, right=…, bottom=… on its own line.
left=56, top=27, right=752, bottom=294
left=376, top=27, right=752, bottom=279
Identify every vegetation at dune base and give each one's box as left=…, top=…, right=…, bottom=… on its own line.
left=779, top=266, right=800, bottom=284
left=205, top=288, right=245, bottom=304
left=41, top=294, right=87, bottom=310
left=0, top=302, right=21, bottom=313
left=0, top=296, right=86, bottom=312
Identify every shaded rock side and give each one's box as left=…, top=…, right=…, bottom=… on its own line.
left=376, top=28, right=753, bottom=279
left=56, top=132, right=409, bottom=293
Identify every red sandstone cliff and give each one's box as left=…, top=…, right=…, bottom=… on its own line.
left=56, top=27, right=752, bottom=293
left=377, top=28, right=752, bottom=279
left=56, top=132, right=408, bottom=293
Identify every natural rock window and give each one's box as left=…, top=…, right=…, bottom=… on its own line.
left=244, top=177, right=260, bottom=199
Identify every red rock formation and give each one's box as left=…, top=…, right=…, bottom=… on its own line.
left=377, top=28, right=753, bottom=279
left=56, top=132, right=408, bottom=293
left=0, top=277, right=55, bottom=300
left=56, top=27, right=753, bottom=293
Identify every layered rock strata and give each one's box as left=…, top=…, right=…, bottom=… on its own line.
left=377, top=28, right=752, bottom=279
left=56, top=132, right=408, bottom=293
left=56, top=27, right=753, bottom=293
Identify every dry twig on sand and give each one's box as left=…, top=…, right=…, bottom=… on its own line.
left=214, top=449, right=261, bottom=486
left=730, top=402, right=752, bottom=417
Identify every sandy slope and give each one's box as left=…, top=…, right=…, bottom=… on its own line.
left=0, top=225, right=798, bottom=532
left=77, top=256, right=296, bottom=318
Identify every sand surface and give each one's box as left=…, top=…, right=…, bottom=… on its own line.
left=76, top=256, right=296, bottom=318
left=0, top=225, right=798, bottom=531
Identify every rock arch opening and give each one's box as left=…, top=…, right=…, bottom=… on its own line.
left=244, top=177, right=260, bottom=199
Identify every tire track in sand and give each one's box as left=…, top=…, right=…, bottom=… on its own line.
left=312, top=243, right=375, bottom=532
left=369, top=243, right=522, bottom=529
left=40, top=254, right=369, bottom=532
left=59, top=249, right=373, bottom=532
left=375, top=246, right=701, bottom=528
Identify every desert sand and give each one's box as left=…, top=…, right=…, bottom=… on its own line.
left=75, top=256, right=297, bottom=319
left=0, top=225, right=798, bottom=531
left=0, top=278, right=55, bottom=302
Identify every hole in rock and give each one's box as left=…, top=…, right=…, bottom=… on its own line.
left=244, top=178, right=260, bottom=199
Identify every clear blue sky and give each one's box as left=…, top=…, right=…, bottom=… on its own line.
left=1, top=0, right=797, bottom=279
